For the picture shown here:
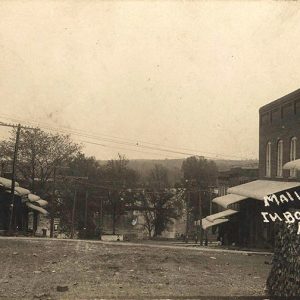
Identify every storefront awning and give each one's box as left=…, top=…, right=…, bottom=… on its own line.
left=205, top=209, right=238, bottom=222
left=283, top=159, right=300, bottom=170
left=28, top=194, right=41, bottom=202
left=0, top=177, right=19, bottom=189
left=202, top=218, right=229, bottom=230
left=35, top=199, right=48, bottom=207
left=14, top=187, right=30, bottom=196
left=212, top=194, right=247, bottom=208
left=26, top=194, right=48, bottom=208
left=227, top=180, right=300, bottom=201
left=26, top=202, right=48, bottom=215
left=0, top=177, right=49, bottom=214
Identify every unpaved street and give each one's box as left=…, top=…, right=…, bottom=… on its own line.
left=0, top=238, right=271, bottom=299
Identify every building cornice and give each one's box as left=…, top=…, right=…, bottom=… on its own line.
left=259, top=88, right=300, bottom=114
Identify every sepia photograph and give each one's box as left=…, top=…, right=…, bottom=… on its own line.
left=1, top=1, right=300, bottom=299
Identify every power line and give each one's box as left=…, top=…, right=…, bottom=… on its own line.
left=78, top=140, right=183, bottom=159
left=0, top=116, right=181, bottom=158
left=0, top=113, right=255, bottom=160
left=69, top=177, right=185, bottom=193
left=78, top=139, right=246, bottom=161
left=0, top=118, right=181, bottom=159
left=0, top=113, right=250, bottom=159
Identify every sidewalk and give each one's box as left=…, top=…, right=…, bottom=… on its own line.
left=0, top=236, right=273, bottom=255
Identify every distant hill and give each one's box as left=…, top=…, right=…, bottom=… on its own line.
left=98, top=158, right=258, bottom=185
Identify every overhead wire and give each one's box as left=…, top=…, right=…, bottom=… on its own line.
left=0, top=113, right=254, bottom=160
left=0, top=114, right=182, bottom=158
left=69, top=176, right=183, bottom=193
left=78, top=140, right=183, bottom=159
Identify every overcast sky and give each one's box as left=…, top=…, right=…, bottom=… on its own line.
left=1, top=1, right=300, bottom=160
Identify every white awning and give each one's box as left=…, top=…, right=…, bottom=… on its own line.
left=283, top=159, right=300, bottom=170
left=27, top=194, right=48, bottom=207
left=28, top=194, right=40, bottom=202
left=35, top=199, right=48, bottom=207
left=26, top=202, right=48, bottom=215
left=205, top=209, right=238, bottom=222
left=212, top=194, right=247, bottom=208
left=0, top=178, right=48, bottom=212
left=227, top=180, right=300, bottom=201
left=202, top=218, right=229, bottom=230
left=14, top=187, right=30, bottom=196
left=0, top=177, right=19, bottom=188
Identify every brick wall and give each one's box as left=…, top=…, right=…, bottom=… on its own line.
left=259, top=89, right=300, bottom=181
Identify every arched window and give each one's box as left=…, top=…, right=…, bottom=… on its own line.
left=277, top=140, right=283, bottom=177
left=290, top=137, right=297, bottom=178
left=266, top=141, right=271, bottom=177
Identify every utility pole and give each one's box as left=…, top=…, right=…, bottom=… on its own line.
left=204, top=186, right=215, bottom=246
left=0, top=122, right=36, bottom=233
left=209, top=186, right=213, bottom=215
left=71, top=189, right=77, bottom=239
left=66, top=176, right=88, bottom=239
left=8, top=124, right=21, bottom=232
left=98, top=195, right=104, bottom=240
left=198, top=190, right=203, bottom=246
left=0, top=161, right=5, bottom=177
left=111, top=181, right=118, bottom=236
left=84, top=190, right=89, bottom=238
left=50, top=166, right=71, bottom=238
left=185, top=189, right=190, bottom=243
left=50, top=167, right=56, bottom=238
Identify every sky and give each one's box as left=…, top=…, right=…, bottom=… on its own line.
left=1, top=1, right=300, bottom=161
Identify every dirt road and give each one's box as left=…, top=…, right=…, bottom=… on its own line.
left=0, top=238, right=271, bottom=299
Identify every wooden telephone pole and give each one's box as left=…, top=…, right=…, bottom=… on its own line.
left=70, top=189, right=77, bottom=239
left=67, top=176, right=88, bottom=239
left=84, top=190, right=89, bottom=238
left=0, top=122, right=36, bottom=233
left=198, top=190, right=203, bottom=246
left=50, top=166, right=56, bottom=238
left=8, top=124, right=21, bottom=232
left=185, top=190, right=190, bottom=243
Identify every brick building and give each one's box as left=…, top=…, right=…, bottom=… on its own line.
left=217, top=166, right=258, bottom=196
left=202, top=89, right=300, bottom=249
left=259, top=89, right=300, bottom=181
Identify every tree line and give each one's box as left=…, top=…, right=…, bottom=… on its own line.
left=0, top=128, right=218, bottom=238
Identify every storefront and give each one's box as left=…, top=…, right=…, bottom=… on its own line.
left=0, top=177, right=48, bottom=233
left=202, top=178, right=300, bottom=248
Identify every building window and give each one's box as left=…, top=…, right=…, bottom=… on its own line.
left=266, top=141, right=271, bottom=177
left=290, top=137, right=297, bottom=178
left=277, top=140, right=283, bottom=177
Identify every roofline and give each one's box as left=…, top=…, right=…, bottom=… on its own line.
left=259, top=88, right=300, bottom=114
